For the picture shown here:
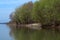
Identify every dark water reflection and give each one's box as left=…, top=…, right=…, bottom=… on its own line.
left=0, top=24, right=60, bottom=40
left=9, top=26, right=60, bottom=40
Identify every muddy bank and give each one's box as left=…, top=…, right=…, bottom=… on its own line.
left=7, top=22, right=60, bottom=31
left=7, top=23, right=42, bottom=30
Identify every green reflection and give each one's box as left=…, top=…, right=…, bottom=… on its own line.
left=10, top=28, right=60, bottom=40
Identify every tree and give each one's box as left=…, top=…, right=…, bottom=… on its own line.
left=10, top=0, right=60, bottom=25
left=32, top=0, right=60, bottom=25
left=12, top=1, right=33, bottom=24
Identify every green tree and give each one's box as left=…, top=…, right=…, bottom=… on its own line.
left=32, top=0, right=60, bottom=25
left=13, top=1, right=33, bottom=24
left=10, top=0, right=60, bottom=25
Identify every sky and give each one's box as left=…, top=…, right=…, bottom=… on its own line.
left=0, top=0, right=36, bottom=23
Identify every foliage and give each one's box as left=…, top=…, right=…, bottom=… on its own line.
left=32, top=0, right=60, bottom=25
left=10, top=0, right=60, bottom=25
left=11, top=1, right=33, bottom=24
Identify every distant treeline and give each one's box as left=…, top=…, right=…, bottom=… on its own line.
left=10, top=0, right=60, bottom=25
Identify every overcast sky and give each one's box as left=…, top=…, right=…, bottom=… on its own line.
left=0, top=0, right=36, bottom=23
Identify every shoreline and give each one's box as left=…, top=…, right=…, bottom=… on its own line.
left=7, top=23, right=42, bottom=30
left=7, top=23, right=60, bottom=31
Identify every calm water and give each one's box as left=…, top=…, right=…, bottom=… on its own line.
left=0, top=24, right=13, bottom=40
left=0, top=24, right=60, bottom=40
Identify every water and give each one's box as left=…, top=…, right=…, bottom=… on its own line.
left=0, top=24, right=60, bottom=40
left=0, top=24, right=13, bottom=40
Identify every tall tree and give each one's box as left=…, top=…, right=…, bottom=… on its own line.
left=13, top=1, right=33, bottom=24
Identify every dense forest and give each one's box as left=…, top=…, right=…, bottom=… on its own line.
left=10, top=0, right=60, bottom=29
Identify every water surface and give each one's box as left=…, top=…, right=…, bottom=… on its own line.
left=0, top=24, right=60, bottom=40
left=0, top=24, right=13, bottom=40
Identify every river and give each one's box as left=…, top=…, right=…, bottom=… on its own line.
left=0, top=24, right=60, bottom=40
left=0, top=24, right=13, bottom=40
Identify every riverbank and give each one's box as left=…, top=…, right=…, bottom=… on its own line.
left=7, top=22, right=60, bottom=31
left=8, top=0, right=60, bottom=31
left=7, top=23, right=42, bottom=30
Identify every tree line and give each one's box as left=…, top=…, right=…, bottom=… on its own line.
left=10, top=0, right=60, bottom=26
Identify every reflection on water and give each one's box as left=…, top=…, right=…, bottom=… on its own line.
left=9, top=25, right=60, bottom=40
left=0, top=24, right=60, bottom=40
